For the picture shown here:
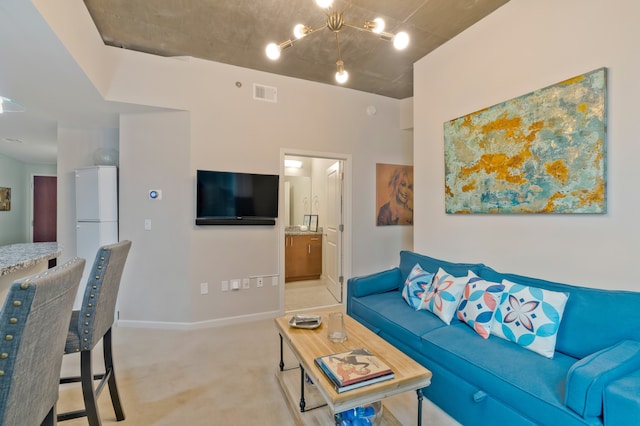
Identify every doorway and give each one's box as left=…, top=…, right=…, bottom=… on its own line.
left=283, top=153, right=348, bottom=312
left=32, top=175, right=57, bottom=242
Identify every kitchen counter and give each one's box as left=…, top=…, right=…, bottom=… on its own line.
left=0, top=242, right=62, bottom=301
left=0, top=242, right=61, bottom=276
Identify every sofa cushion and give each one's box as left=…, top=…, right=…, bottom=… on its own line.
left=492, top=280, right=569, bottom=358
left=565, top=339, right=640, bottom=418
left=457, top=272, right=505, bottom=339
left=349, top=291, right=447, bottom=353
left=401, top=263, right=434, bottom=310
left=478, top=266, right=640, bottom=359
left=399, top=251, right=484, bottom=290
left=420, top=267, right=469, bottom=325
left=420, top=323, right=584, bottom=426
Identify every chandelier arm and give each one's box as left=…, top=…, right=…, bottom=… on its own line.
left=343, top=22, right=393, bottom=36
left=335, top=31, right=342, bottom=61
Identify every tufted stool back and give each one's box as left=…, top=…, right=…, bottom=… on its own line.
left=0, top=257, right=85, bottom=426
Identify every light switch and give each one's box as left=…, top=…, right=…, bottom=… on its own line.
left=144, top=219, right=152, bottom=230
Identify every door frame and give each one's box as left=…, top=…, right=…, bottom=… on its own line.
left=279, top=148, right=352, bottom=314
left=30, top=173, right=57, bottom=242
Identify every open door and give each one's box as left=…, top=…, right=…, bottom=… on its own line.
left=325, top=161, right=343, bottom=302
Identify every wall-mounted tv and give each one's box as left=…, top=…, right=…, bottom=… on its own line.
left=196, top=169, right=279, bottom=225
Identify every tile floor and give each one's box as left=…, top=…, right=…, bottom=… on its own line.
left=285, top=278, right=341, bottom=312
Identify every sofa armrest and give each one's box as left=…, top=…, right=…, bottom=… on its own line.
left=603, top=369, right=640, bottom=426
left=347, top=268, right=401, bottom=298
left=565, top=340, right=640, bottom=418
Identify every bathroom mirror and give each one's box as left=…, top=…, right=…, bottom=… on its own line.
left=284, top=176, right=311, bottom=226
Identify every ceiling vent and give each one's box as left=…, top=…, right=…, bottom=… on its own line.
left=253, top=84, right=277, bottom=103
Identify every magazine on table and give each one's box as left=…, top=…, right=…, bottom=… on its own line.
left=314, top=348, right=394, bottom=393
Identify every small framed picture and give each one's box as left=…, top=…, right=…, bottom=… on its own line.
left=303, top=215, right=311, bottom=227
left=309, top=215, right=319, bottom=232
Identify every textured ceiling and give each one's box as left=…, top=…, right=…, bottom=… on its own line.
left=83, top=0, right=509, bottom=99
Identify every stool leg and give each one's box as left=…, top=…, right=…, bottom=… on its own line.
left=103, top=328, right=125, bottom=421
left=81, top=350, right=101, bottom=426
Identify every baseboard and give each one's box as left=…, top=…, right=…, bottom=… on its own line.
left=116, top=309, right=282, bottom=330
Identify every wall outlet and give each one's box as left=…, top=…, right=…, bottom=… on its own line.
left=272, top=276, right=279, bottom=286
left=221, top=280, right=229, bottom=292
left=231, top=279, right=240, bottom=291
left=200, top=282, right=208, bottom=295
left=242, top=278, right=250, bottom=289
left=256, top=277, right=264, bottom=287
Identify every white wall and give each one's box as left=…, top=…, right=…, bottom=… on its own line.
left=414, top=0, right=640, bottom=289
left=35, top=0, right=414, bottom=325
left=0, top=154, right=28, bottom=245
left=111, top=56, right=410, bottom=325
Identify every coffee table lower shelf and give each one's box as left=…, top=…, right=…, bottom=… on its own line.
left=276, top=366, right=402, bottom=426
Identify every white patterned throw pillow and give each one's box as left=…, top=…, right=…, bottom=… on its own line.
left=492, top=280, right=569, bottom=358
left=456, top=271, right=505, bottom=339
left=401, top=263, right=434, bottom=310
left=420, top=268, right=470, bottom=325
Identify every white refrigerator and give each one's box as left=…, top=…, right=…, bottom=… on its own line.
left=75, top=166, right=118, bottom=309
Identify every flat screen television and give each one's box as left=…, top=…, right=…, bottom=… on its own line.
left=196, top=169, right=279, bottom=225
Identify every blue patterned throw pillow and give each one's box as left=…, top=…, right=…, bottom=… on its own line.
left=457, top=271, right=505, bottom=339
left=492, top=280, right=569, bottom=358
left=420, top=267, right=469, bottom=325
left=401, top=263, right=434, bottom=310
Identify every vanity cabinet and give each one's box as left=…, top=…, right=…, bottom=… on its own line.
left=285, top=234, right=322, bottom=282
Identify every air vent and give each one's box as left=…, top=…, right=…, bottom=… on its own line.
left=253, top=84, right=277, bottom=103
left=1, top=138, right=23, bottom=144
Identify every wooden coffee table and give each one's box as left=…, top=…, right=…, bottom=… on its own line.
left=275, top=310, right=432, bottom=425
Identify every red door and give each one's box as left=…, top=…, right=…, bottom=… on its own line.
left=33, top=176, right=57, bottom=242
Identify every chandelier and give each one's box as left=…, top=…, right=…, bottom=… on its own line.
left=265, top=0, right=409, bottom=85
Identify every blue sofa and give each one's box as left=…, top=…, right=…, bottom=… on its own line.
left=347, top=251, right=640, bottom=426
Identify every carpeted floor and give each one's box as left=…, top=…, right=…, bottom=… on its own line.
left=57, top=318, right=460, bottom=425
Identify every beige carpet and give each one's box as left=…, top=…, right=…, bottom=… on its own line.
left=57, top=318, right=460, bottom=425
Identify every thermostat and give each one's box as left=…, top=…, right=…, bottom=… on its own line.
left=148, top=189, right=162, bottom=200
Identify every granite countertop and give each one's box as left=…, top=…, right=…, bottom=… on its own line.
left=0, top=242, right=62, bottom=276
left=285, top=226, right=323, bottom=236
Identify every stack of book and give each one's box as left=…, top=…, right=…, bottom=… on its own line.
left=314, top=348, right=394, bottom=393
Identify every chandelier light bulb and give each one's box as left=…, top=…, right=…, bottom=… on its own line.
left=393, top=31, right=410, bottom=50
left=335, top=70, right=349, bottom=84
left=293, top=24, right=307, bottom=39
left=265, top=43, right=281, bottom=60
left=372, top=18, right=385, bottom=34
left=315, top=0, right=333, bottom=8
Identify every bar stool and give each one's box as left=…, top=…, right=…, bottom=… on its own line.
left=0, top=257, right=85, bottom=426
left=58, top=240, right=132, bottom=426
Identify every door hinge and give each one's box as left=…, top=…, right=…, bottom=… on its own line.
left=339, top=224, right=344, bottom=232
left=339, top=276, right=344, bottom=284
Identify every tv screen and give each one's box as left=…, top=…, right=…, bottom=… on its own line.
left=196, top=170, right=279, bottom=225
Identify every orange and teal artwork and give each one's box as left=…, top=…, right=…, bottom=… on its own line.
left=444, top=68, right=606, bottom=214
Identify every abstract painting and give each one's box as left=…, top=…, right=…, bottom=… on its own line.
left=444, top=68, right=607, bottom=214
left=0, top=187, right=10, bottom=211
